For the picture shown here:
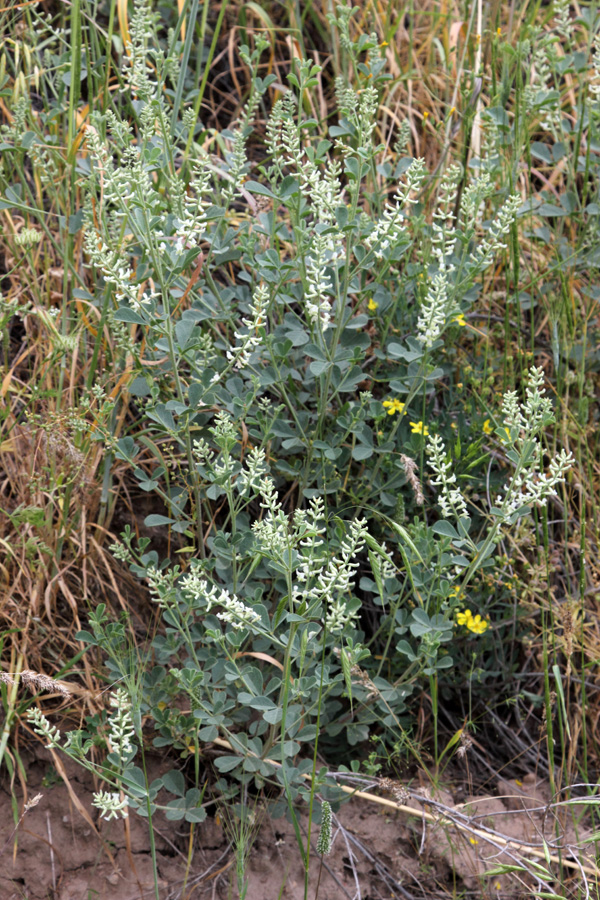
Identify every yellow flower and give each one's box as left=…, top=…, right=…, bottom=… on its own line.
left=367, top=298, right=378, bottom=312
left=467, top=614, right=489, bottom=635
left=383, top=398, right=405, bottom=415
left=483, top=419, right=493, bottom=435
left=470, top=838, right=479, bottom=845
left=449, top=586, right=465, bottom=601
left=455, top=609, right=472, bottom=626
left=449, top=106, right=456, bottom=115
left=453, top=314, right=467, bottom=326
left=409, top=420, right=429, bottom=436
left=157, top=701, right=167, bottom=711
left=423, top=110, right=429, bottom=120
left=379, top=41, right=389, bottom=47
left=497, top=27, right=502, bottom=36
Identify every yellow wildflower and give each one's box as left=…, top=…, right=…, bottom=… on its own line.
left=453, top=314, right=467, bottom=326
left=367, top=298, right=378, bottom=312
left=455, top=609, right=472, bottom=626
left=380, top=41, right=389, bottom=47
left=497, top=27, right=502, bottom=36
left=449, top=586, right=465, bottom=601
left=467, top=614, right=489, bottom=635
left=383, top=398, right=405, bottom=415
left=423, top=111, right=429, bottom=120
left=449, top=106, right=456, bottom=115
left=483, top=419, right=493, bottom=435
left=409, top=421, right=429, bottom=436
left=470, top=838, right=479, bottom=845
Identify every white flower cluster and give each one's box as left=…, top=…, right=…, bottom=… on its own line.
left=426, top=433, right=469, bottom=520
left=15, top=227, right=43, bottom=248
left=108, top=688, right=136, bottom=758
left=252, top=477, right=290, bottom=556
left=591, top=34, right=600, bottom=100
left=92, top=791, right=129, bottom=821
left=223, top=92, right=261, bottom=203
left=226, top=283, right=269, bottom=369
left=553, top=0, right=572, bottom=41
left=192, top=438, right=214, bottom=465
left=365, top=158, right=426, bottom=259
left=530, top=40, right=562, bottom=132
left=305, top=231, right=335, bottom=331
left=459, top=172, right=494, bottom=229
left=305, top=163, right=343, bottom=224
left=304, top=518, right=368, bottom=633
left=431, top=164, right=461, bottom=272
left=122, top=0, right=157, bottom=101
left=279, top=92, right=301, bottom=161
left=215, top=596, right=261, bottom=630
left=356, top=85, right=379, bottom=147
left=145, top=565, right=180, bottom=610
left=27, top=707, right=62, bottom=749
left=495, top=367, right=574, bottom=517
left=469, top=193, right=521, bottom=273
left=292, top=497, right=328, bottom=607
left=335, top=76, right=358, bottom=118
left=179, top=571, right=260, bottom=630
left=497, top=449, right=573, bottom=516
left=173, top=156, right=211, bottom=253
left=416, top=271, right=454, bottom=348
left=83, top=231, right=141, bottom=309
left=86, top=122, right=153, bottom=208
left=236, top=447, right=269, bottom=496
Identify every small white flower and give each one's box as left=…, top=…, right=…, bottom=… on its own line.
left=427, top=434, right=469, bottom=520
left=92, top=791, right=129, bottom=821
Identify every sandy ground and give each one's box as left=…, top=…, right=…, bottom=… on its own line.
left=1, top=747, right=595, bottom=899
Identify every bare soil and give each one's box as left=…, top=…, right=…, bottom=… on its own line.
left=1, top=748, right=594, bottom=900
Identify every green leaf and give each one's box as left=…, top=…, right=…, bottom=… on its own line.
left=161, top=769, right=185, bottom=797
left=75, top=630, right=97, bottom=645
left=214, top=756, right=243, bottom=773
left=114, top=308, right=147, bottom=325
left=144, top=514, right=175, bottom=527
left=185, top=808, right=207, bottom=823
left=432, top=520, right=460, bottom=539
left=352, top=444, right=373, bottom=460
left=310, top=360, right=331, bottom=376
left=536, top=203, right=568, bottom=217
left=243, top=180, right=277, bottom=198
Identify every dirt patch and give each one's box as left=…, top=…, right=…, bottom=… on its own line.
left=1, top=751, right=596, bottom=899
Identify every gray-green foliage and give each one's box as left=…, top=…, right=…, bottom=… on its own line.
left=20, top=0, right=576, bottom=862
